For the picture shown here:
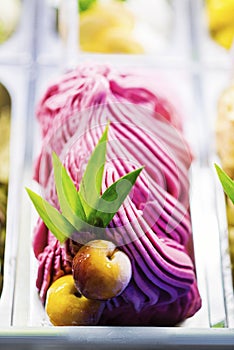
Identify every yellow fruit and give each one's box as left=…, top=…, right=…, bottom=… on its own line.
left=72, top=240, right=132, bottom=300
left=45, top=275, right=104, bottom=326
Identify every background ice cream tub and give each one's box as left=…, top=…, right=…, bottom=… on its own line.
left=0, top=0, right=36, bottom=65
left=11, top=60, right=234, bottom=331
left=36, top=0, right=192, bottom=67
left=0, top=66, right=28, bottom=326
left=196, top=0, right=234, bottom=69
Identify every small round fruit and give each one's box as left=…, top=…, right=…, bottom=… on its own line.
left=72, top=239, right=132, bottom=300
left=45, top=275, right=104, bottom=326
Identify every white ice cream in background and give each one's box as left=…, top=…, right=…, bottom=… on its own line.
left=126, top=0, right=173, bottom=53
left=0, top=0, right=21, bottom=44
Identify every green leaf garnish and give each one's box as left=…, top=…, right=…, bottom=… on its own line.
left=26, top=188, right=76, bottom=243
left=79, top=125, right=108, bottom=217
left=52, top=152, right=86, bottom=231
left=92, top=166, right=144, bottom=227
left=27, top=123, right=143, bottom=243
left=78, top=0, right=96, bottom=12
left=215, top=164, right=234, bottom=203
left=212, top=320, right=225, bottom=328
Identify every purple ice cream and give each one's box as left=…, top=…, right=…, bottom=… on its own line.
left=32, top=63, right=201, bottom=326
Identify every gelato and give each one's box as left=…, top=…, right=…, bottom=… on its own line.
left=216, top=82, right=234, bottom=282
left=216, top=82, right=234, bottom=178
left=59, top=0, right=172, bottom=54
left=206, top=0, right=234, bottom=49
left=32, top=63, right=201, bottom=326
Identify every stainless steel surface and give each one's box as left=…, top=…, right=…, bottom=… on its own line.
left=0, top=327, right=234, bottom=350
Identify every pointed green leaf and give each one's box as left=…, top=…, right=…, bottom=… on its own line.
left=212, top=320, right=225, bottom=328
left=215, top=164, right=234, bottom=203
left=52, top=152, right=86, bottom=230
left=26, top=188, right=77, bottom=243
left=79, top=0, right=97, bottom=12
left=91, top=166, right=144, bottom=227
left=27, top=121, right=144, bottom=243
left=79, top=125, right=109, bottom=217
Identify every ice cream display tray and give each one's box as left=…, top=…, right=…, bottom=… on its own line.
left=0, top=0, right=234, bottom=349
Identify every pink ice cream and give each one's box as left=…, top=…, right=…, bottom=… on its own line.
left=32, top=63, right=201, bottom=326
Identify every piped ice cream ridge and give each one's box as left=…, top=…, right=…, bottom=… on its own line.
left=28, top=63, right=201, bottom=326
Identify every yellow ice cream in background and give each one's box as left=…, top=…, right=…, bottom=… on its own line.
left=226, top=199, right=234, bottom=281
left=206, top=0, right=234, bottom=49
left=216, top=82, right=234, bottom=177
left=0, top=83, right=11, bottom=296
left=79, top=0, right=144, bottom=53
left=216, top=82, right=234, bottom=282
left=0, top=107, right=10, bottom=183
left=59, top=0, right=172, bottom=54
